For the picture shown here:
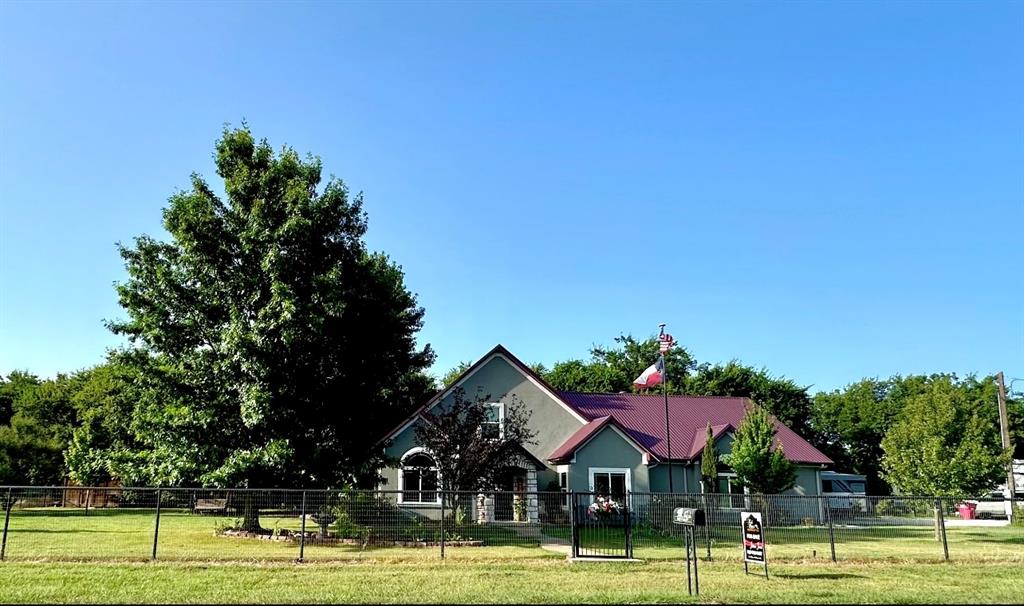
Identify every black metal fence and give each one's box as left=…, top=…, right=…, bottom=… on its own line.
left=0, top=486, right=1020, bottom=563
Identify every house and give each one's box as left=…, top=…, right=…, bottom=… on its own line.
left=379, top=345, right=833, bottom=522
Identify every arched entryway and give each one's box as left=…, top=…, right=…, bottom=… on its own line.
left=475, top=449, right=542, bottom=523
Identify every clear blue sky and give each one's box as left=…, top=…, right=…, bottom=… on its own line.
left=1, top=1, right=1021, bottom=393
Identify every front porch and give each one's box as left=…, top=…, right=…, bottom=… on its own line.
left=475, top=461, right=540, bottom=523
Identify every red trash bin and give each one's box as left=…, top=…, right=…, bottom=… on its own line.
left=958, top=502, right=977, bottom=520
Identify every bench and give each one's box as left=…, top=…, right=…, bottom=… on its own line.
left=194, top=498, right=228, bottom=514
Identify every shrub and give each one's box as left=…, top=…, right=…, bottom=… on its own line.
left=876, top=498, right=932, bottom=518
left=331, top=508, right=364, bottom=539
left=213, top=517, right=242, bottom=534
left=1011, top=505, right=1024, bottom=528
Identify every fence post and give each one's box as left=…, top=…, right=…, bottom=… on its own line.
left=936, top=498, right=949, bottom=561
left=1, top=487, right=12, bottom=561
left=624, top=491, right=632, bottom=559
left=151, top=488, right=162, bottom=561
left=298, top=490, right=307, bottom=563
left=701, top=492, right=712, bottom=561
left=823, top=496, right=836, bottom=563
left=439, top=490, right=446, bottom=560
left=569, top=491, right=577, bottom=558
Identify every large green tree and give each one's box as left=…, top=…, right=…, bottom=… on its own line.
left=880, top=376, right=1010, bottom=498
left=63, top=361, right=144, bottom=485
left=814, top=373, right=1022, bottom=495
left=109, top=126, right=435, bottom=526
left=541, top=335, right=695, bottom=393
left=721, top=405, right=796, bottom=495
left=0, top=371, right=73, bottom=485
left=685, top=360, right=815, bottom=441
left=811, top=376, right=921, bottom=495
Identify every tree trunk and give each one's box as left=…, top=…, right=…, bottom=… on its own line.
left=240, top=492, right=263, bottom=533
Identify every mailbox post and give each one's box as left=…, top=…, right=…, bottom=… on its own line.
left=673, top=507, right=705, bottom=596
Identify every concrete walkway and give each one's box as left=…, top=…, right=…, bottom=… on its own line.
left=509, top=524, right=572, bottom=556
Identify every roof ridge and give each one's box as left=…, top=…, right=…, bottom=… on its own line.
left=559, top=390, right=751, bottom=400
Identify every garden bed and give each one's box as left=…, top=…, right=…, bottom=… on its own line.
left=216, top=529, right=483, bottom=547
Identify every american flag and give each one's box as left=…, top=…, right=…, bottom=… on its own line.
left=658, top=332, right=675, bottom=353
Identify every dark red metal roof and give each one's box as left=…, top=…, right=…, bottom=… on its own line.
left=555, top=391, right=833, bottom=465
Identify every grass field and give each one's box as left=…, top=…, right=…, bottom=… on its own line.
left=1, top=508, right=1021, bottom=603
left=2, top=508, right=1022, bottom=563
left=0, top=559, right=1021, bottom=604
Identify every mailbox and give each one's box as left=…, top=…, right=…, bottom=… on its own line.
left=673, top=507, right=706, bottom=527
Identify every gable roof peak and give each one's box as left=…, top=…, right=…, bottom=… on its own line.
left=378, top=344, right=586, bottom=444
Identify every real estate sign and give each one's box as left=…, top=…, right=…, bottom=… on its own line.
left=741, top=511, right=766, bottom=564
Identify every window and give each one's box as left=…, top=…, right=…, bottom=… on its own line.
left=559, top=472, right=567, bottom=491
left=849, top=481, right=866, bottom=494
left=821, top=480, right=834, bottom=493
left=399, top=450, right=439, bottom=504
left=481, top=402, right=504, bottom=440
left=716, top=473, right=746, bottom=508
left=589, top=468, right=630, bottom=501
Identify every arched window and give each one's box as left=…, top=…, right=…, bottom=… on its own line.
left=399, top=449, right=440, bottom=504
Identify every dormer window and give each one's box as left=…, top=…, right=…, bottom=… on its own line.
left=481, top=402, right=504, bottom=440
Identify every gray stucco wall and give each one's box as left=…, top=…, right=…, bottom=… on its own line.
left=649, top=463, right=700, bottom=493
left=790, top=466, right=821, bottom=496
left=381, top=353, right=586, bottom=489
left=566, top=425, right=649, bottom=493
left=647, top=432, right=823, bottom=497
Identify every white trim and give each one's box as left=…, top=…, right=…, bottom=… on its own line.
left=588, top=467, right=633, bottom=494
left=397, top=447, right=442, bottom=506
left=482, top=401, right=505, bottom=440
left=715, top=472, right=749, bottom=509
left=556, top=464, right=570, bottom=491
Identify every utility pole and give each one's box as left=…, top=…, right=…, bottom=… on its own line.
left=995, top=372, right=1016, bottom=501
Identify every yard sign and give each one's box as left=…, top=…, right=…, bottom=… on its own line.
left=741, top=511, right=768, bottom=579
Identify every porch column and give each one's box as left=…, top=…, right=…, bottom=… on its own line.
left=526, top=469, right=539, bottom=523
left=476, top=493, right=494, bottom=524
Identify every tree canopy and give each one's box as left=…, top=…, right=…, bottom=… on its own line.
left=881, top=376, right=1011, bottom=498
left=108, top=125, right=435, bottom=489
left=722, top=405, right=797, bottom=495
left=542, top=335, right=696, bottom=394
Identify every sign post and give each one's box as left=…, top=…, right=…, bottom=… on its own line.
left=741, top=511, right=768, bottom=579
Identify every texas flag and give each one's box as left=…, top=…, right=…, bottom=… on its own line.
left=633, top=357, right=665, bottom=389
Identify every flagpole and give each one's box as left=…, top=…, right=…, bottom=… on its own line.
left=660, top=324, right=674, bottom=494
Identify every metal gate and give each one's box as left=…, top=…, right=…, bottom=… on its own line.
left=570, top=492, right=633, bottom=559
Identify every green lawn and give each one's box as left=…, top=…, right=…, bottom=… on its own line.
left=3, top=508, right=1021, bottom=564
left=1, top=508, right=549, bottom=562
left=1, top=508, right=1021, bottom=603
left=551, top=522, right=1024, bottom=563
left=0, top=559, right=1020, bottom=603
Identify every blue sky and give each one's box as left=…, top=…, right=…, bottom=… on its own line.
left=1, top=1, right=1021, bottom=393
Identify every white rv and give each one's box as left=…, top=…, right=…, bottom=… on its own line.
left=820, top=471, right=868, bottom=512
